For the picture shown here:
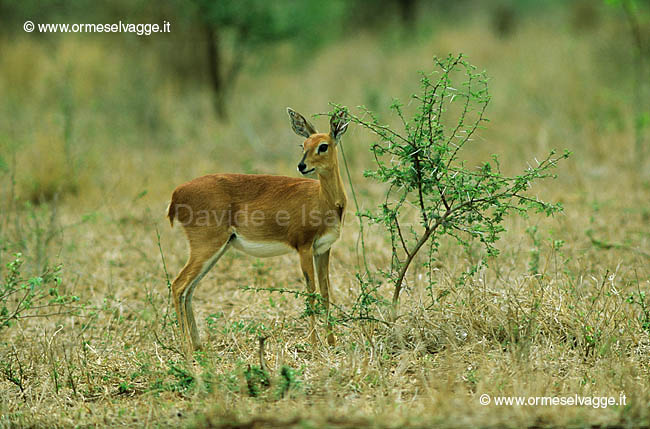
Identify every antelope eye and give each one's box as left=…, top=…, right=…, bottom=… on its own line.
left=317, top=143, right=329, bottom=154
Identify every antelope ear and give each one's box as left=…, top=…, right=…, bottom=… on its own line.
left=329, top=110, right=349, bottom=142
left=287, top=108, right=317, bottom=138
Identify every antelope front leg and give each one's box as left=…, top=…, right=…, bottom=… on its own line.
left=314, top=249, right=335, bottom=346
left=298, top=246, right=318, bottom=345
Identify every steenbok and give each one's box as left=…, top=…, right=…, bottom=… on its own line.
left=167, top=109, right=349, bottom=354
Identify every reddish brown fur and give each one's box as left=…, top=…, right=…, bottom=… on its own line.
left=168, top=172, right=340, bottom=250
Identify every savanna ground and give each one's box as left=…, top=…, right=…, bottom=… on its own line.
left=1, top=3, right=650, bottom=428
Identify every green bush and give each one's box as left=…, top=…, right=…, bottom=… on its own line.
left=0, top=253, right=80, bottom=329
left=337, top=54, right=569, bottom=307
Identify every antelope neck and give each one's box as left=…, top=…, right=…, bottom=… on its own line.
left=317, top=164, right=346, bottom=212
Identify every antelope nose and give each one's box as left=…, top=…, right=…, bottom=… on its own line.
left=298, top=162, right=306, bottom=172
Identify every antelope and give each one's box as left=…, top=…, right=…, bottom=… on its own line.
left=167, top=108, right=349, bottom=355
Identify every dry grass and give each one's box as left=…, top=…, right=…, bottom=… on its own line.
left=1, top=4, right=649, bottom=428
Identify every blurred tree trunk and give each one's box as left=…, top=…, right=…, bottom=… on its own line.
left=398, top=0, right=416, bottom=24
left=205, top=24, right=227, bottom=120
left=204, top=23, right=247, bottom=121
